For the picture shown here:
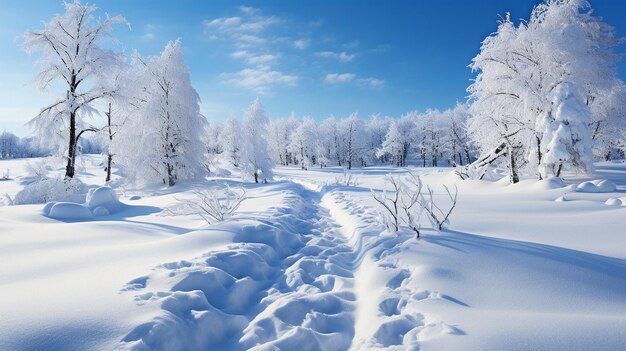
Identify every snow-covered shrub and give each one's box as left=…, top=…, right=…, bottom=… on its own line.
left=334, top=171, right=359, bottom=187
left=421, top=184, right=458, bottom=232
left=372, top=173, right=423, bottom=237
left=372, top=173, right=458, bottom=236
left=167, top=185, right=246, bottom=224
left=13, top=176, right=86, bottom=205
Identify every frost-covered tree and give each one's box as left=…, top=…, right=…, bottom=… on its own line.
left=101, top=61, right=134, bottom=182
left=446, top=104, right=474, bottom=166
left=365, top=114, right=391, bottom=165
left=468, top=0, right=620, bottom=182
left=340, top=113, right=364, bottom=169
left=589, top=84, right=626, bottom=160
left=289, top=117, right=316, bottom=170
left=318, top=117, right=339, bottom=166
left=0, top=131, right=19, bottom=159
left=240, top=98, right=274, bottom=183
left=116, top=39, right=206, bottom=186
left=218, top=117, right=241, bottom=167
left=22, top=0, right=126, bottom=179
left=539, top=83, right=594, bottom=177
left=268, top=116, right=296, bottom=166
left=378, top=113, right=415, bottom=167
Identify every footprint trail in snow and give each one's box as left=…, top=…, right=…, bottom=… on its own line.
left=117, top=180, right=451, bottom=350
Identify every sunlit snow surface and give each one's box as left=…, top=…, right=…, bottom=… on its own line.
left=1, top=156, right=625, bottom=350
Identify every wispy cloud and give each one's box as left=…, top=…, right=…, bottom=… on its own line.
left=357, top=77, right=385, bottom=89
left=141, top=24, right=157, bottom=40
left=204, top=7, right=281, bottom=36
left=205, top=7, right=297, bottom=94
left=325, top=73, right=385, bottom=89
left=315, top=51, right=356, bottom=63
left=220, top=67, right=298, bottom=94
left=293, top=39, right=311, bottom=50
left=231, top=50, right=279, bottom=65
left=325, top=73, right=356, bottom=84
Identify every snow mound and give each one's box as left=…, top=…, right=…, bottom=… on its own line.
left=86, top=186, right=118, bottom=208
left=44, top=186, right=123, bottom=219
left=593, top=179, right=617, bottom=192
left=555, top=195, right=569, bottom=202
left=92, top=206, right=110, bottom=216
left=48, top=202, right=93, bottom=219
left=577, top=179, right=617, bottom=193
left=533, top=176, right=566, bottom=190
left=605, top=198, right=625, bottom=207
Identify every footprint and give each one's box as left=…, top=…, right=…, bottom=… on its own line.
left=387, top=269, right=411, bottom=289
left=378, top=296, right=406, bottom=316
left=122, top=275, right=149, bottom=291
left=373, top=314, right=423, bottom=346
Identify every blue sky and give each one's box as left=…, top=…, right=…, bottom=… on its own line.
left=1, top=0, right=625, bottom=136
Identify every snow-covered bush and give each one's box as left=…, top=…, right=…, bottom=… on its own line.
left=333, top=171, right=359, bottom=187
left=372, top=173, right=424, bottom=237
left=13, top=176, right=86, bottom=205
left=372, top=173, right=458, bottom=236
left=167, top=185, right=246, bottom=225
left=421, top=184, right=458, bottom=232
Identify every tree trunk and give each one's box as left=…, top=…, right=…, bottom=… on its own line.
left=254, top=171, right=259, bottom=183
left=507, top=144, right=520, bottom=184
left=106, top=153, right=113, bottom=182
left=167, top=162, right=176, bottom=186
left=106, top=103, right=113, bottom=182
left=65, top=110, right=77, bottom=179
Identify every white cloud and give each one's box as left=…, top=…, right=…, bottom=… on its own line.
left=230, top=50, right=278, bottom=65
left=220, top=67, right=298, bottom=94
left=325, top=74, right=385, bottom=89
left=204, top=8, right=280, bottom=35
left=357, top=77, right=385, bottom=89
left=325, top=73, right=356, bottom=84
left=141, top=24, right=157, bottom=40
left=315, top=51, right=356, bottom=63
left=293, top=39, right=310, bottom=50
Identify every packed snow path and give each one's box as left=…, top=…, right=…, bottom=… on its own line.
left=119, top=182, right=358, bottom=349
left=118, top=179, right=432, bottom=350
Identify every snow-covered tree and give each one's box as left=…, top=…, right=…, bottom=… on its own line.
left=539, top=83, right=594, bottom=177
left=365, top=114, right=391, bottom=165
left=445, top=104, right=474, bottom=166
left=116, top=39, right=206, bottom=186
left=378, top=113, right=415, bottom=167
left=340, top=113, right=364, bottom=169
left=289, top=117, right=316, bottom=170
left=239, top=98, right=274, bottom=183
left=268, top=116, right=296, bottom=166
left=22, top=0, right=126, bottom=179
left=0, top=131, right=20, bottom=159
left=468, top=0, right=620, bottom=182
left=218, top=117, right=241, bottom=167
left=589, top=84, right=626, bottom=160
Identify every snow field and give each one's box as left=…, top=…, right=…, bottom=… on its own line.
left=1, top=158, right=626, bottom=350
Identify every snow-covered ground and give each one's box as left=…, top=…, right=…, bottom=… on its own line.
left=1, top=156, right=625, bottom=350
